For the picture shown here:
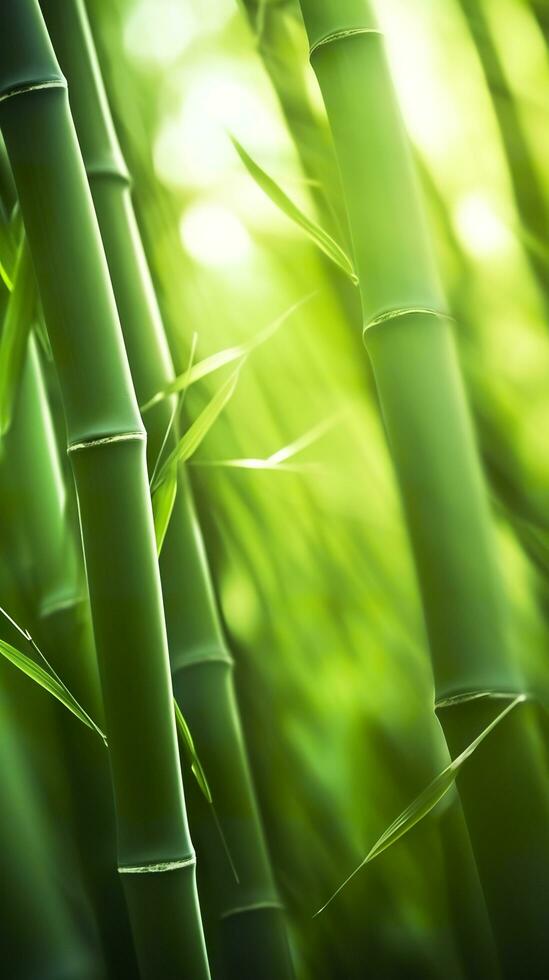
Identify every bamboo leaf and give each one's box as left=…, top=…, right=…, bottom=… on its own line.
left=0, top=236, right=36, bottom=436
left=152, top=365, right=241, bottom=491
left=0, top=250, right=12, bottom=292
left=0, top=635, right=107, bottom=742
left=0, top=219, right=15, bottom=292
left=191, top=413, right=342, bottom=472
left=152, top=466, right=177, bottom=556
left=141, top=293, right=315, bottom=414
left=230, top=136, right=358, bottom=284
left=174, top=700, right=212, bottom=803
left=314, top=695, right=525, bottom=916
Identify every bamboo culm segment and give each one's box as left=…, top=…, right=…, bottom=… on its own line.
left=39, top=1, right=294, bottom=975
left=0, top=146, right=135, bottom=968
left=299, top=0, right=549, bottom=974
left=0, top=314, right=103, bottom=980
left=0, top=3, right=209, bottom=977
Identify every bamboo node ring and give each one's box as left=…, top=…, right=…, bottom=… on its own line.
left=309, top=28, right=383, bottom=59
left=118, top=855, right=196, bottom=875
left=68, top=431, right=146, bottom=453
left=0, top=78, right=66, bottom=104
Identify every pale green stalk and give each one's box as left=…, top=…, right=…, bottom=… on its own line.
left=298, top=1, right=549, bottom=974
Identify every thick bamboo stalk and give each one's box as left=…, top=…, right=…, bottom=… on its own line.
left=0, top=148, right=136, bottom=973
left=236, top=7, right=498, bottom=972
left=0, top=3, right=209, bottom=977
left=298, top=1, right=549, bottom=975
left=39, top=2, right=294, bottom=975
left=8, top=337, right=138, bottom=977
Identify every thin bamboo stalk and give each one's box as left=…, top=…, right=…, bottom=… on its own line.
left=39, top=2, right=294, bottom=975
left=457, top=0, right=549, bottom=304
left=0, top=3, right=209, bottom=977
left=298, top=1, right=549, bottom=975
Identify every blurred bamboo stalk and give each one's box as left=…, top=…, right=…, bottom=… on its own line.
left=0, top=207, right=104, bottom=980
left=457, top=0, right=549, bottom=305
left=297, top=0, right=549, bottom=975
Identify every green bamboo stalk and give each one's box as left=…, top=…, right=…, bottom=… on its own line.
left=39, top=2, right=294, bottom=975
left=0, top=247, right=104, bottom=980
left=0, top=3, right=210, bottom=977
left=237, top=11, right=499, bottom=972
left=0, top=155, right=137, bottom=973
left=0, top=671, right=99, bottom=978
left=8, top=338, right=138, bottom=978
left=457, top=0, right=549, bottom=304
left=298, top=1, right=549, bottom=975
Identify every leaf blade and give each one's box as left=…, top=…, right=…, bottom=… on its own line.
left=174, top=700, right=212, bottom=803
left=0, top=236, right=36, bottom=436
left=231, top=136, right=358, bottom=283
left=141, top=293, right=315, bottom=413
left=314, top=695, right=525, bottom=916
left=0, top=635, right=107, bottom=742
left=152, top=466, right=178, bottom=556
left=152, top=365, right=241, bottom=491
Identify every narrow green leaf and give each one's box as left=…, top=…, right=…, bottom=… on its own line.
left=152, top=466, right=177, bottom=556
left=0, top=222, right=14, bottom=293
left=174, top=700, right=213, bottom=803
left=0, top=236, right=36, bottom=436
left=0, top=635, right=107, bottom=743
left=141, top=293, right=315, bottom=414
left=0, top=256, right=12, bottom=292
left=231, top=135, right=358, bottom=283
left=152, top=365, right=241, bottom=491
left=191, top=413, right=342, bottom=472
left=314, top=695, right=525, bottom=916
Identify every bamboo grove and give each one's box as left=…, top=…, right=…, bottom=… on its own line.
left=1, top=0, right=549, bottom=977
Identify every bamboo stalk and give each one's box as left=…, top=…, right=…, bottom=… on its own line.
left=298, top=1, right=549, bottom=975
left=0, top=3, right=210, bottom=976
left=8, top=337, right=138, bottom=977
left=0, top=151, right=137, bottom=972
left=457, top=0, right=549, bottom=304
left=39, top=2, right=294, bottom=975
left=0, top=246, right=104, bottom=980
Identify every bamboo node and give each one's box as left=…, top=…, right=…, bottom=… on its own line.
left=172, top=643, right=234, bottom=673
left=68, top=431, right=146, bottom=453
left=309, top=28, right=383, bottom=59
left=118, top=855, right=196, bottom=875
left=0, top=78, right=66, bottom=104
left=86, top=162, right=131, bottom=187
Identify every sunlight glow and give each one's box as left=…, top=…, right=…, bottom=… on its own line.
left=454, top=192, right=513, bottom=258
left=179, top=202, right=251, bottom=267
left=124, top=0, right=233, bottom=66
left=154, top=65, right=281, bottom=189
left=124, top=1, right=196, bottom=65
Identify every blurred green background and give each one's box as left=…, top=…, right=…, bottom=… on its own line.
left=79, top=1, right=549, bottom=975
